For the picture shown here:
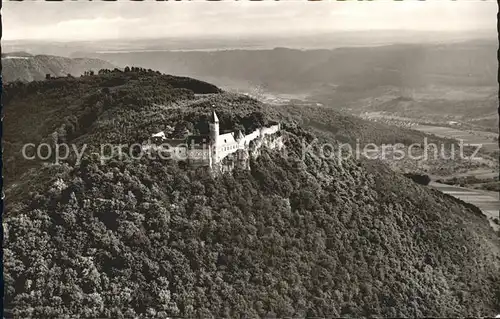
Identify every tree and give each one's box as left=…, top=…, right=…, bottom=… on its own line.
left=404, top=173, right=431, bottom=185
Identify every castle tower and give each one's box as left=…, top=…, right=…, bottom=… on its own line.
left=209, top=111, right=219, bottom=142
left=209, top=111, right=220, bottom=164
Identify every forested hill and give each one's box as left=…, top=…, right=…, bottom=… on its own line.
left=1, top=53, right=116, bottom=82
left=2, top=67, right=464, bottom=185
left=3, top=69, right=500, bottom=318
left=3, top=68, right=224, bottom=186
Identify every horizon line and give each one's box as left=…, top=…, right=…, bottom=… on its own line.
left=3, top=28, right=496, bottom=43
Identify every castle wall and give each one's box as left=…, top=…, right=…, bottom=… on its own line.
left=142, top=144, right=188, bottom=160
left=173, top=146, right=188, bottom=159
left=242, top=130, right=260, bottom=145
left=216, top=125, right=282, bottom=166
left=149, top=113, right=282, bottom=173
left=218, top=142, right=242, bottom=161
left=266, top=135, right=285, bottom=150
left=260, top=124, right=280, bottom=136
left=187, top=148, right=211, bottom=166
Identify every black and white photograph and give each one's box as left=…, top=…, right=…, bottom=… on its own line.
left=1, top=1, right=500, bottom=318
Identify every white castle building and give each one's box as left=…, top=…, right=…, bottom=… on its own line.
left=146, top=111, right=283, bottom=172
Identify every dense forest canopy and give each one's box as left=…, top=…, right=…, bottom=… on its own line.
left=3, top=68, right=500, bottom=318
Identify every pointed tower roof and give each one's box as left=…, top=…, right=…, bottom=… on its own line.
left=211, top=111, right=219, bottom=123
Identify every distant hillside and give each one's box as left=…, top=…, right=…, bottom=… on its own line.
left=273, top=102, right=497, bottom=176
left=3, top=69, right=500, bottom=318
left=76, top=42, right=498, bottom=132
left=1, top=51, right=33, bottom=58
left=1, top=54, right=116, bottom=82
left=84, top=41, right=497, bottom=92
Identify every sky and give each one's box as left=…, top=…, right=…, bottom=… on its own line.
left=2, top=1, right=497, bottom=41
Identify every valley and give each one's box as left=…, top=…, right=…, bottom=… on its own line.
left=412, top=125, right=498, bottom=152
left=227, top=88, right=499, bottom=227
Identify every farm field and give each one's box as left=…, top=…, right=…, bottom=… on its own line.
left=430, top=181, right=499, bottom=231
left=413, top=125, right=498, bottom=152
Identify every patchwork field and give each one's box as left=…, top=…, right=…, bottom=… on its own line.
left=413, top=125, right=498, bottom=153
left=430, top=182, right=499, bottom=231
